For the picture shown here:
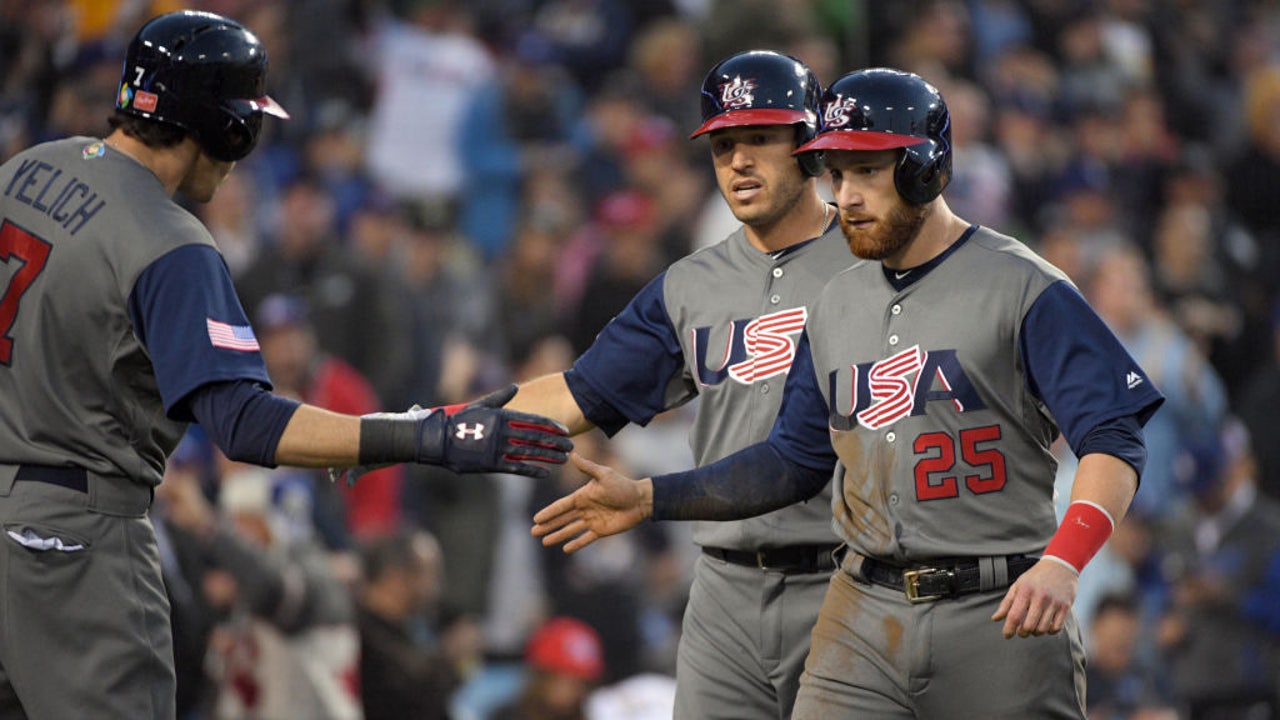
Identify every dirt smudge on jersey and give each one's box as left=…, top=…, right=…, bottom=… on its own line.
left=831, top=430, right=894, bottom=555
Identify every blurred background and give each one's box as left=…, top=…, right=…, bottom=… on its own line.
left=6, top=0, right=1280, bottom=718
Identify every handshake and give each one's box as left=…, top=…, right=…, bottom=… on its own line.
left=331, top=385, right=572, bottom=485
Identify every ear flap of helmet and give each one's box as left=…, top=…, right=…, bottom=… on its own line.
left=200, top=109, right=262, bottom=163
left=896, top=137, right=952, bottom=205
left=794, top=124, right=826, bottom=177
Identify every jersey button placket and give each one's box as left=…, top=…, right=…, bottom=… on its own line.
left=888, top=304, right=903, bottom=349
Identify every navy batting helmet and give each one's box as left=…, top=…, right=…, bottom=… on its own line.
left=796, top=68, right=951, bottom=204
left=116, top=11, right=288, bottom=162
left=690, top=50, right=825, bottom=177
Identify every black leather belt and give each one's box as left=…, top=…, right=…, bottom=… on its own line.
left=15, top=464, right=88, bottom=493
left=703, top=544, right=839, bottom=574
left=858, top=554, right=1038, bottom=603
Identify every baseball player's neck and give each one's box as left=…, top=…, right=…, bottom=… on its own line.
left=105, top=130, right=202, bottom=197
left=882, top=199, right=969, bottom=270
left=744, top=191, right=830, bottom=254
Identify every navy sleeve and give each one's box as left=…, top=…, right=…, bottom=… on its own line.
left=186, top=380, right=301, bottom=467
left=128, top=244, right=271, bottom=419
left=1076, top=414, right=1148, bottom=482
left=767, top=329, right=840, bottom=473
left=1020, top=281, right=1165, bottom=454
left=652, top=442, right=829, bottom=521
left=568, top=271, right=688, bottom=431
left=563, top=368, right=631, bottom=436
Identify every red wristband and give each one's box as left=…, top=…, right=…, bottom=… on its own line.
left=1043, top=501, right=1114, bottom=574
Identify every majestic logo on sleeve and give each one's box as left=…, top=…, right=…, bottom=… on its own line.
left=719, top=76, right=757, bottom=110
left=692, top=307, right=806, bottom=386
left=828, top=345, right=986, bottom=430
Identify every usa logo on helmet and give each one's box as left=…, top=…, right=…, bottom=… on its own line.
left=822, top=96, right=860, bottom=129
left=719, top=76, right=756, bottom=109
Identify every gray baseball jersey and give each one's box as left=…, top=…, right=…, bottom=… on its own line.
left=0, top=136, right=270, bottom=719
left=802, top=226, right=1160, bottom=560
left=766, top=225, right=1164, bottom=718
left=0, top=137, right=269, bottom=485
left=569, top=217, right=852, bottom=718
left=573, top=222, right=852, bottom=546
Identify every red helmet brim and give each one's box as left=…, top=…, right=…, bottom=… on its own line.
left=794, top=130, right=925, bottom=154
left=690, top=108, right=809, bottom=139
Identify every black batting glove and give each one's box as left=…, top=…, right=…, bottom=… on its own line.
left=358, top=385, right=572, bottom=479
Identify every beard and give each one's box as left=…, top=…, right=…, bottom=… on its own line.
left=839, top=198, right=929, bottom=261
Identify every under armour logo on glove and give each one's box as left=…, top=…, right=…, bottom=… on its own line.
left=455, top=423, right=486, bottom=440
left=336, top=386, right=572, bottom=485
left=427, top=385, right=572, bottom=478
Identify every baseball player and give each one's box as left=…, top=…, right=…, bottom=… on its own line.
left=506, top=50, right=852, bottom=719
left=0, top=11, right=569, bottom=719
left=534, top=68, right=1167, bottom=719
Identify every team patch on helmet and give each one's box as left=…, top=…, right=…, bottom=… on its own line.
left=117, top=84, right=133, bottom=108
left=822, top=96, right=860, bottom=128
left=719, top=76, right=757, bottom=109
left=82, top=142, right=106, bottom=159
left=133, top=90, right=158, bottom=113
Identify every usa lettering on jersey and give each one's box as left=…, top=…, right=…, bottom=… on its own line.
left=828, top=344, right=987, bottom=430
left=693, top=307, right=807, bottom=386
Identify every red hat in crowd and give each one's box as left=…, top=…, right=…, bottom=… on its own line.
left=525, top=617, right=605, bottom=682
left=595, top=190, right=656, bottom=230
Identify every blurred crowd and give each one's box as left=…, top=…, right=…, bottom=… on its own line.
left=5, top=0, right=1280, bottom=718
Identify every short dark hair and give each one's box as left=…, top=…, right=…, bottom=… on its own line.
left=107, top=110, right=188, bottom=149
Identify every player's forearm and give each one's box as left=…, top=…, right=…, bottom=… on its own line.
left=273, top=404, right=362, bottom=467
left=1041, top=452, right=1137, bottom=574
left=1068, top=453, right=1138, bottom=520
left=506, top=372, right=595, bottom=436
left=652, top=441, right=831, bottom=521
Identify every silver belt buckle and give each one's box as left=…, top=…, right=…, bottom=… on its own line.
left=903, top=567, right=950, bottom=603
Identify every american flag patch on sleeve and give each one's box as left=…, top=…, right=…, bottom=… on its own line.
left=207, top=318, right=261, bottom=352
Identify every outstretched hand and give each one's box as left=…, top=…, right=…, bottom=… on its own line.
left=531, top=453, right=653, bottom=553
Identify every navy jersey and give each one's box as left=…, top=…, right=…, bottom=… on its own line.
left=571, top=221, right=854, bottom=549
left=0, top=137, right=270, bottom=485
